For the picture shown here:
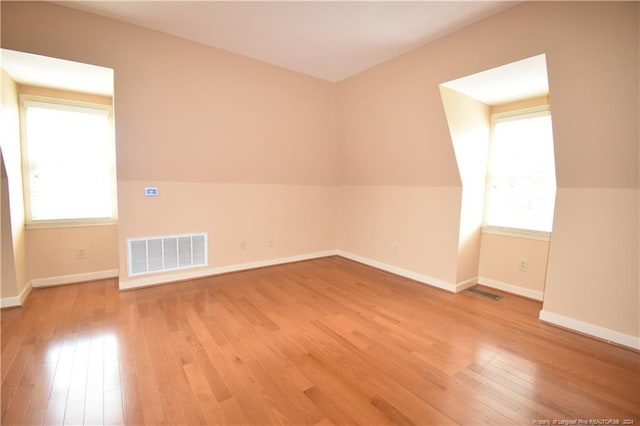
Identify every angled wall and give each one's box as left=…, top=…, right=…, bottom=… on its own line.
left=336, top=1, right=638, bottom=346
left=1, top=1, right=637, bottom=348
left=0, top=69, right=29, bottom=307
left=439, top=86, right=490, bottom=287
left=1, top=1, right=339, bottom=289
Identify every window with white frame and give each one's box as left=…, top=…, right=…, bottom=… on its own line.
left=21, top=96, right=117, bottom=225
left=484, top=107, right=556, bottom=233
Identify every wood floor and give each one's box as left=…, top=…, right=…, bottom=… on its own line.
left=1, top=256, right=638, bottom=425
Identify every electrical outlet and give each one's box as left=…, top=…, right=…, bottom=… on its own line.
left=76, top=247, right=87, bottom=260
left=393, top=245, right=398, bottom=254
left=268, top=240, right=274, bottom=248
left=241, top=241, right=247, bottom=251
left=519, top=258, right=529, bottom=272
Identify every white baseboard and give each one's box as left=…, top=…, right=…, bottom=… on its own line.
left=119, top=250, right=337, bottom=290
left=455, top=277, right=478, bottom=292
left=31, top=269, right=119, bottom=288
left=335, top=250, right=458, bottom=293
left=19, top=281, right=32, bottom=304
left=539, top=310, right=640, bottom=350
left=478, top=277, right=544, bottom=301
left=0, top=281, right=33, bottom=308
left=1, top=294, right=21, bottom=308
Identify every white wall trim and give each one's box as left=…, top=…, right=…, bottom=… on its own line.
left=120, top=250, right=337, bottom=290
left=0, top=295, right=21, bottom=308
left=539, top=310, right=640, bottom=351
left=455, top=277, right=478, bottom=292
left=482, top=226, right=551, bottom=241
left=19, top=281, right=32, bottom=304
left=478, top=277, right=544, bottom=301
left=31, top=269, right=119, bottom=288
left=335, top=250, right=458, bottom=293
left=0, top=281, right=32, bottom=308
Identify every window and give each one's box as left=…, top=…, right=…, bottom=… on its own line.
left=484, top=108, right=556, bottom=233
left=21, top=96, right=117, bottom=225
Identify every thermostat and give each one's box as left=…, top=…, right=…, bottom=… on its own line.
left=144, top=187, right=159, bottom=197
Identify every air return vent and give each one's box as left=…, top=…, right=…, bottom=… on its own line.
left=127, top=232, right=207, bottom=277
left=466, top=287, right=503, bottom=300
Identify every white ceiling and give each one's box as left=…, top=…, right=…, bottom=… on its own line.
left=1, top=48, right=114, bottom=96
left=441, top=54, right=549, bottom=105
left=60, top=1, right=518, bottom=82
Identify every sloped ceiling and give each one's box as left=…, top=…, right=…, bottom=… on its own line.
left=59, top=1, right=518, bottom=82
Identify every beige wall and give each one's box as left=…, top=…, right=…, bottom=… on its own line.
left=479, top=232, right=550, bottom=297
left=1, top=2, right=638, bottom=344
left=0, top=2, right=338, bottom=188
left=544, top=188, right=638, bottom=336
left=336, top=52, right=458, bottom=186
left=339, top=2, right=637, bottom=186
left=117, top=182, right=336, bottom=287
left=1, top=1, right=339, bottom=287
left=0, top=69, right=28, bottom=300
left=439, top=87, right=490, bottom=285
left=26, top=226, right=118, bottom=282
left=336, top=186, right=461, bottom=285
left=1, top=157, right=18, bottom=298
left=336, top=1, right=638, bottom=340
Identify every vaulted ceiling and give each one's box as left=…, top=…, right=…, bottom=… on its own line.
left=59, top=1, right=518, bottom=82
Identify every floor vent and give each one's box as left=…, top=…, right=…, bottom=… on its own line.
left=127, top=232, right=207, bottom=277
left=466, top=287, right=503, bottom=300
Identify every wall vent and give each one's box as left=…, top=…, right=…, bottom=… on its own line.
left=126, top=232, right=207, bottom=277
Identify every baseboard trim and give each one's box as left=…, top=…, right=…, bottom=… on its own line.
left=455, top=277, right=478, bottom=292
left=335, top=250, right=458, bottom=293
left=119, top=250, right=337, bottom=290
left=0, top=281, right=33, bottom=308
left=478, top=277, right=544, bottom=301
left=539, top=310, right=639, bottom=350
left=31, top=269, right=120, bottom=288
left=19, top=281, right=32, bottom=304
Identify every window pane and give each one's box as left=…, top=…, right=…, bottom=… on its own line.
left=485, top=113, right=556, bottom=232
left=24, top=102, right=115, bottom=221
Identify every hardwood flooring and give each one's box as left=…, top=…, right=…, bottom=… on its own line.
left=1, top=256, right=638, bottom=425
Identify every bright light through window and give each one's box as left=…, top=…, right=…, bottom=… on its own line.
left=23, top=99, right=117, bottom=222
left=485, top=111, right=556, bottom=232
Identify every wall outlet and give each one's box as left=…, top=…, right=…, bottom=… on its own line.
left=241, top=241, right=247, bottom=251
left=77, top=247, right=87, bottom=260
left=393, top=245, right=398, bottom=254
left=519, top=258, right=529, bottom=272
left=268, top=240, right=274, bottom=248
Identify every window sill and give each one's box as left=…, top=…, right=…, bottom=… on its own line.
left=482, top=226, right=551, bottom=241
left=26, top=218, right=118, bottom=230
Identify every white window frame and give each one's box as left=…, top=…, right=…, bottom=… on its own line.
left=482, top=105, right=555, bottom=240
left=19, top=94, right=118, bottom=228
